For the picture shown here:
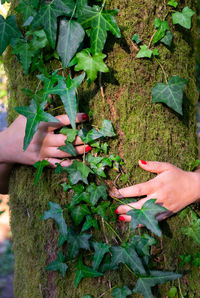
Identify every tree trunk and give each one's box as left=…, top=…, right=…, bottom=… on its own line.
left=4, top=0, right=200, bottom=297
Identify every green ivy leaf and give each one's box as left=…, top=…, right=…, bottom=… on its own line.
left=64, top=160, right=92, bottom=185
left=161, top=31, right=173, bottom=47
left=15, top=0, right=36, bottom=23
left=61, top=182, right=72, bottom=192
left=168, top=0, right=178, bottom=8
left=132, top=34, right=141, bottom=44
left=172, top=7, right=195, bottom=29
left=46, top=74, right=85, bottom=129
left=75, top=256, right=103, bottom=287
left=136, top=45, right=153, bottom=59
left=99, top=120, right=116, bottom=137
left=111, top=286, right=132, bottom=298
left=127, top=199, right=166, bottom=237
left=86, top=183, right=107, bottom=206
left=33, top=159, right=49, bottom=185
left=15, top=99, right=59, bottom=150
left=99, top=254, right=118, bottom=273
left=12, top=39, right=35, bottom=74
left=59, top=140, right=76, bottom=156
left=81, top=215, right=99, bottom=232
left=70, top=187, right=90, bottom=206
left=46, top=251, right=68, bottom=277
left=70, top=204, right=91, bottom=226
left=92, top=242, right=110, bottom=270
left=60, top=128, right=78, bottom=143
left=181, top=218, right=200, bottom=245
left=57, top=18, right=85, bottom=68
left=67, top=228, right=92, bottom=258
left=133, top=271, right=182, bottom=298
left=110, top=243, right=146, bottom=275
left=42, top=202, right=68, bottom=236
left=91, top=201, right=110, bottom=219
left=31, top=0, right=75, bottom=48
left=0, top=15, right=22, bottom=55
left=152, top=19, right=169, bottom=44
left=75, top=49, right=109, bottom=82
left=28, top=29, right=49, bottom=52
left=78, top=5, right=121, bottom=54
left=152, top=76, right=188, bottom=115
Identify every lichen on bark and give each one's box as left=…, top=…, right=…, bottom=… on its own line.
left=4, top=0, right=200, bottom=297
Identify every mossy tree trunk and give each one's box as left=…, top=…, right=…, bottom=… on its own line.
left=4, top=0, right=200, bottom=297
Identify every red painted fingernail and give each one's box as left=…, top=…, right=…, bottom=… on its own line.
left=115, top=209, right=119, bottom=214
left=140, top=160, right=147, bottom=165
left=119, top=215, right=125, bottom=221
left=85, top=145, right=92, bottom=152
left=82, top=114, right=88, bottom=121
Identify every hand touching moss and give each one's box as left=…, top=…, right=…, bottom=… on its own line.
left=115, top=160, right=200, bottom=222
left=0, top=113, right=90, bottom=193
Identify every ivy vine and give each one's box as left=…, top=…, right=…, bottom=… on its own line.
left=0, top=0, right=196, bottom=297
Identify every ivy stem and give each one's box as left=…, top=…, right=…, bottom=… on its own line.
left=98, top=285, right=117, bottom=298
left=178, top=278, right=184, bottom=298
left=110, top=195, right=136, bottom=211
left=70, top=4, right=77, bottom=21
left=101, top=0, right=106, bottom=11
left=104, top=219, right=123, bottom=243
left=154, top=57, right=168, bottom=84
left=48, top=105, right=64, bottom=112
left=148, top=30, right=157, bottom=49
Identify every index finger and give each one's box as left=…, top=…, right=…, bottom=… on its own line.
left=118, top=180, right=154, bottom=198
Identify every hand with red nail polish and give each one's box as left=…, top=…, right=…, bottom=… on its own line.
left=114, top=160, right=200, bottom=223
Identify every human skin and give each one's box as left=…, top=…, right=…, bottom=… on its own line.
left=115, top=160, right=200, bottom=221
left=0, top=113, right=91, bottom=194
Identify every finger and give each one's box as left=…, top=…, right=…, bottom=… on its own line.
left=40, top=113, right=88, bottom=132
left=118, top=180, right=154, bottom=198
left=118, top=214, right=131, bottom=222
left=45, top=158, right=73, bottom=168
left=115, top=197, right=150, bottom=214
left=43, top=145, right=91, bottom=158
left=156, top=211, right=174, bottom=222
left=138, top=160, right=176, bottom=174
left=44, top=134, right=83, bottom=147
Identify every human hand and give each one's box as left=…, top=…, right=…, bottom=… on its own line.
left=0, top=113, right=90, bottom=167
left=115, top=160, right=200, bottom=222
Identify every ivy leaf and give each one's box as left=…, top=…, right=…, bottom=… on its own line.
left=0, top=15, right=22, bottom=55
left=133, top=271, right=182, bottom=298
left=61, top=182, right=72, bottom=192
left=172, top=7, right=195, bottom=29
left=81, top=215, right=99, bottom=232
left=161, top=31, right=173, bottom=47
left=59, top=140, right=76, bottom=156
left=75, top=49, right=109, bottom=82
left=33, top=159, right=50, bottom=185
left=168, top=0, right=178, bottom=8
left=152, top=76, right=188, bottom=115
left=15, top=0, right=36, bottom=23
left=152, top=19, right=169, bottom=44
left=67, top=228, right=92, bottom=258
left=12, top=39, right=35, bottom=74
left=99, top=120, right=116, bottom=137
left=46, top=74, right=85, bottom=129
left=70, top=190, right=90, bottom=207
left=86, top=183, right=107, bottom=206
left=78, top=5, right=121, bottom=54
left=57, top=18, right=85, bottom=68
left=91, top=201, right=110, bottom=219
left=99, top=254, right=118, bottom=273
left=28, top=29, right=49, bottom=52
left=31, top=0, right=75, bottom=48
left=42, top=202, right=68, bottom=236
left=136, top=45, right=153, bottom=59
left=92, top=242, right=110, bottom=270
left=181, top=218, right=200, bottom=245
left=75, top=257, right=103, bottom=287
left=64, top=160, right=92, bottom=185
left=15, top=99, right=59, bottom=150
left=111, top=286, right=132, bottom=298
left=60, top=128, right=78, bottom=143
left=132, top=34, right=141, bottom=44
left=83, top=296, right=92, bottom=298
left=70, top=204, right=91, bottom=226
left=127, top=199, right=166, bottom=237
left=110, top=243, right=146, bottom=275
left=46, top=251, right=68, bottom=277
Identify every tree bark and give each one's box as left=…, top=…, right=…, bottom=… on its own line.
left=4, top=0, right=200, bottom=297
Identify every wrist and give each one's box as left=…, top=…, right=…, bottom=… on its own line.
left=190, top=171, right=200, bottom=202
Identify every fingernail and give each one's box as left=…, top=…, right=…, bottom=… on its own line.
left=119, top=215, right=125, bottom=221
left=140, top=160, right=147, bottom=165
left=115, top=209, right=119, bottom=214
left=82, top=114, right=88, bottom=121
left=85, top=145, right=92, bottom=152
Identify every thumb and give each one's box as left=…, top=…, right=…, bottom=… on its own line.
left=138, top=160, right=175, bottom=174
